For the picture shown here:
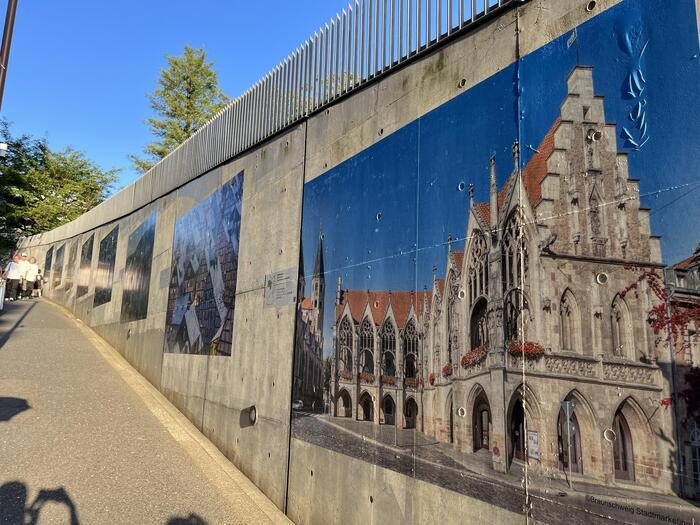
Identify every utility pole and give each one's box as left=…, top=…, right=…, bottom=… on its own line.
left=0, top=0, right=19, bottom=112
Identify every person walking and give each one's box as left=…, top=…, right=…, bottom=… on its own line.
left=18, top=252, right=30, bottom=299
left=3, top=254, right=23, bottom=301
left=25, top=257, right=39, bottom=299
left=35, top=269, right=43, bottom=297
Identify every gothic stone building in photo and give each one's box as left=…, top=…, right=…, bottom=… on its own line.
left=293, top=234, right=325, bottom=409
left=329, top=67, right=679, bottom=493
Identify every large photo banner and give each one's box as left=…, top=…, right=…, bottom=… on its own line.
left=290, top=1, right=700, bottom=523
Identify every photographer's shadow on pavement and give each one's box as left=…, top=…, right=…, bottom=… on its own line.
left=0, top=481, right=80, bottom=525
left=166, top=514, right=208, bottom=525
left=0, top=397, right=30, bottom=422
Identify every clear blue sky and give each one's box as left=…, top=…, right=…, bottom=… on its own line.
left=1, top=0, right=349, bottom=189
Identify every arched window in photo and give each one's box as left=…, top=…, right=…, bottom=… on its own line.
left=380, top=320, right=397, bottom=377
left=502, top=209, right=529, bottom=292
left=359, top=318, right=375, bottom=374
left=504, top=289, right=529, bottom=343
left=470, top=297, right=488, bottom=350
left=468, top=231, right=489, bottom=303
left=611, top=296, right=633, bottom=358
left=338, top=316, right=353, bottom=374
left=402, top=319, right=418, bottom=379
left=613, top=409, right=635, bottom=481
left=560, top=289, right=581, bottom=353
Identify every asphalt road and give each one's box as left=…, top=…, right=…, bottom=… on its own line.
left=0, top=299, right=289, bottom=525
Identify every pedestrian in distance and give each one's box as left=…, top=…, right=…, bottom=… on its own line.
left=25, top=257, right=40, bottom=299
left=18, top=252, right=30, bottom=299
left=3, top=254, right=23, bottom=301
left=35, top=269, right=43, bottom=297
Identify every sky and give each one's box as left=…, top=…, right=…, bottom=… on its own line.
left=1, top=0, right=351, bottom=189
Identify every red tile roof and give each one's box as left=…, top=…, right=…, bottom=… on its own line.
left=674, top=254, right=699, bottom=270
left=335, top=290, right=432, bottom=328
left=522, top=118, right=561, bottom=209
left=473, top=118, right=561, bottom=223
left=453, top=251, right=464, bottom=270
left=300, top=298, right=313, bottom=310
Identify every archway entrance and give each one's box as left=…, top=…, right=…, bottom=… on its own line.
left=405, top=398, right=418, bottom=429
left=558, top=409, right=582, bottom=474
left=382, top=395, right=395, bottom=425
left=510, top=399, right=526, bottom=461
left=359, top=392, right=374, bottom=422
left=338, top=390, right=351, bottom=418
left=473, top=391, right=491, bottom=452
left=613, top=410, right=635, bottom=481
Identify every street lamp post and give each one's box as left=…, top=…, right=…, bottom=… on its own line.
left=0, top=0, right=19, bottom=113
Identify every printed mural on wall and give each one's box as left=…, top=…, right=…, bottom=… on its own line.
left=93, top=225, right=119, bottom=308
left=52, top=244, right=64, bottom=289
left=64, top=240, right=78, bottom=292
left=43, top=246, right=53, bottom=287
left=163, top=172, right=244, bottom=357
left=76, top=234, right=93, bottom=299
left=290, top=1, right=700, bottom=523
left=121, top=211, right=157, bottom=323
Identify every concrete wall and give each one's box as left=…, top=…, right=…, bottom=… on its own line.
left=17, top=1, right=700, bottom=523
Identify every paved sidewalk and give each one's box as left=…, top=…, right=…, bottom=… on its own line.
left=0, top=299, right=292, bottom=525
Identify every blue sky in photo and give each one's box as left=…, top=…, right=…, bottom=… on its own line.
left=299, top=0, right=700, bottom=355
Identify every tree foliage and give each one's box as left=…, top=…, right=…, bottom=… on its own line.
left=131, top=45, right=229, bottom=173
left=0, top=120, right=117, bottom=257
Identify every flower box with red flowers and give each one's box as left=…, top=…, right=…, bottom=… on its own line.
left=429, top=372, right=436, bottom=385
left=442, top=363, right=454, bottom=377
left=340, top=370, right=353, bottom=381
left=507, top=340, right=545, bottom=359
left=359, top=372, right=375, bottom=383
left=381, top=375, right=397, bottom=385
left=461, top=346, right=487, bottom=368
left=405, top=377, right=420, bottom=388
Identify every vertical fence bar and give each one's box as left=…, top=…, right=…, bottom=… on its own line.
left=448, top=0, right=453, bottom=35
left=305, top=40, right=311, bottom=115
left=322, top=26, right=328, bottom=104
left=459, top=0, right=464, bottom=27
left=426, top=0, right=431, bottom=45
left=437, top=0, right=442, bottom=40
left=417, top=0, right=422, bottom=49
left=381, top=0, right=387, bottom=72
left=295, top=48, right=302, bottom=120
left=310, top=37, right=317, bottom=111
left=282, top=58, right=290, bottom=126
left=373, top=0, right=380, bottom=76
left=389, top=0, right=395, bottom=66
left=329, top=19, right=335, bottom=99
left=341, top=9, right=347, bottom=94
left=471, top=0, right=477, bottom=22
left=399, top=0, right=404, bottom=60
left=352, top=1, right=359, bottom=88
left=408, top=0, right=413, bottom=56
left=333, top=15, right=340, bottom=98
left=360, top=0, right=366, bottom=82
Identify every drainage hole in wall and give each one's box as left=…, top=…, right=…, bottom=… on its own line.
left=310, top=470, right=314, bottom=477
left=586, top=0, right=597, bottom=11
left=376, top=211, right=382, bottom=222
left=457, top=181, right=466, bottom=191
left=458, top=78, right=466, bottom=88
left=369, top=496, right=374, bottom=503
left=378, top=128, right=384, bottom=136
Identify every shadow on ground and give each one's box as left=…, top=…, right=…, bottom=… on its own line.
left=0, top=481, right=79, bottom=525
left=166, top=514, right=208, bottom=525
left=0, top=398, right=30, bottom=422
left=0, top=301, right=37, bottom=349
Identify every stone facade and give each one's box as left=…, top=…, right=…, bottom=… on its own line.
left=294, top=234, right=325, bottom=409
left=330, top=67, right=677, bottom=493
left=666, top=245, right=700, bottom=499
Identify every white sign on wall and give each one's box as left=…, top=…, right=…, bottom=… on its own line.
left=527, top=430, right=540, bottom=460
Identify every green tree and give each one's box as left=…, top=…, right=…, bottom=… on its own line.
left=131, top=45, right=229, bottom=173
left=0, top=120, right=117, bottom=256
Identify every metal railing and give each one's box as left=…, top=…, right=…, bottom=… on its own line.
left=140, top=0, right=520, bottom=191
